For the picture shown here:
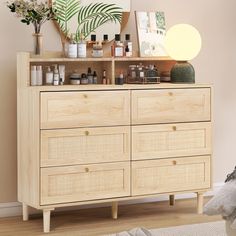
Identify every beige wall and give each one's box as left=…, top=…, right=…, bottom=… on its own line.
left=1, top=0, right=236, bottom=203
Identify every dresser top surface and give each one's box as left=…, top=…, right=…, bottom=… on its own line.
left=30, top=83, right=212, bottom=92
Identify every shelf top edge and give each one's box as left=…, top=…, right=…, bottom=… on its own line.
left=17, top=52, right=174, bottom=62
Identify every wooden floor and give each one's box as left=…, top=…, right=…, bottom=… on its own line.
left=0, top=198, right=221, bottom=236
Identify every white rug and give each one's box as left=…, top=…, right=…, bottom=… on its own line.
left=107, top=221, right=227, bottom=236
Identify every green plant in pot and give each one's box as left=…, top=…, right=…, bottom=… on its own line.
left=53, top=0, right=122, bottom=54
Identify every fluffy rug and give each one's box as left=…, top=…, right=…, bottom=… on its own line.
left=106, top=221, right=227, bottom=236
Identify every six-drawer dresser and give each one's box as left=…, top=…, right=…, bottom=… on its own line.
left=17, top=52, right=212, bottom=233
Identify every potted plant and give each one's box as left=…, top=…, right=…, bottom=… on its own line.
left=53, top=0, right=122, bottom=55
left=6, top=0, right=56, bottom=55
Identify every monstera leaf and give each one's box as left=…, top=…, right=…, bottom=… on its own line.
left=76, top=3, right=122, bottom=39
left=54, top=0, right=80, bottom=36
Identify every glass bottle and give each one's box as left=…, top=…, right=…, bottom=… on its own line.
left=125, top=34, right=132, bottom=57
left=87, top=67, right=93, bottom=84
left=102, top=70, right=107, bottom=84
left=113, top=34, right=124, bottom=57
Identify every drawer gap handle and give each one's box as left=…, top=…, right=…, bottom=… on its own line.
left=85, top=168, right=89, bottom=172
left=85, top=131, right=89, bottom=136
left=172, top=161, right=177, bottom=165
left=172, top=126, right=177, bottom=131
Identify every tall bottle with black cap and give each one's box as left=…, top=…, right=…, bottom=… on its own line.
left=125, top=34, right=132, bottom=57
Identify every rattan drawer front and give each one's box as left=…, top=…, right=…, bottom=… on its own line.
left=132, top=122, right=211, bottom=160
left=41, top=91, right=130, bottom=129
left=132, top=88, right=211, bottom=124
left=41, top=126, right=130, bottom=167
left=41, top=162, right=130, bottom=205
left=132, top=156, right=211, bottom=196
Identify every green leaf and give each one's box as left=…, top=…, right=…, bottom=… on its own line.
left=54, top=0, right=80, bottom=33
left=76, top=3, right=122, bottom=39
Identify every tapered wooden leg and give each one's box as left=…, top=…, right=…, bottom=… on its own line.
left=43, top=208, right=54, bottom=233
left=111, top=202, right=118, bottom=220
left=197, top=192, right=204, bottom=214
left=169, top=195, right=175, bottom=206
left=22, top=203, right=29, bottom=221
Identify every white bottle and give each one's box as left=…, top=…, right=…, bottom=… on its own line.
left=59, top=65, right=65, bottom=84
left=45, top=66, right=53, bottom=85
left=53, top=65, right=60, bottom=86
left=68, top=34, right=77, bottom=58
left=30, top=65, right=37, bottom=86
left=78, top=34, right=87, bottom=58
left=36, top=65, right=43, bottom=86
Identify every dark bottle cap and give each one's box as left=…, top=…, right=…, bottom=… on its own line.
left=87, top=67, right=92, bottom=74
left=125, top=45, right=129, bottom=52
left=81, top=73, right=87, bottom=78
left=93, top=71, right=97, bottom=76
left=115, top=34, right=120, bottom=41
left=91, top=34, right=96, bottom=42
left=103, top=34, right=108, bottom=41
left=125, top=34, right=130, bottom=41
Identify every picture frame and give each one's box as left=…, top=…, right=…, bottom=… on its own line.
left=135, top=11, right=168, bottom=57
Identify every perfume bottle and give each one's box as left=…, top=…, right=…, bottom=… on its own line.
left=93, top=71, right=98, bottom=84
left=87, top=67, right=93, bottom=84
left=92, top=41, right=103, bottom=58
left=112, top=34, right=124, bottom=57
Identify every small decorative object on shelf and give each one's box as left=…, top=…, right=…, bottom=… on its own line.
left=6, top=0, right=56, bottom=55
left=70, top=72, right=81, bottom=85
left=68, top=34, right=77, bottom=58
left=77, top=34, right=87, bottom=58
left=54, top=0, right=122, bottom=56
left=102, top=70, right=107, bottom=84
left=127, top=63, right=160, bottom=84
left=92, top=41, right=103, bottom=58
left=125, top=34, right=133, bottom=57
left=112, top=34, right=125, bottom=57
left=45, top=66, right=54, bottom=85
left=30, top=65, right=37, bottom=86
left=53, top=65, right=60, bottom=85
left=115, top=72, right=124, bottom=85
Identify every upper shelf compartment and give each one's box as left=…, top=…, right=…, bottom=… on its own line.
left=29, top=55, right=174, bottom=63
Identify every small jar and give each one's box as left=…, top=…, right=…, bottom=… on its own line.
left=81, top=73, right=88, bottom=84
left=70, top=73, right=81, bottom=85
left=92, top=42, right=103, bottom=58
left=128, top=65, right=137, bottom=78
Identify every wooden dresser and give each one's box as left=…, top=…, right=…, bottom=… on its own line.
left=17, top=52, right=212, bottom=233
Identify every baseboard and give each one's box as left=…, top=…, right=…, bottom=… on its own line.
left=0, top=182, right=224, bottom=218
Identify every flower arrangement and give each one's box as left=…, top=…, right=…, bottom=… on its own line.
left=6, top=0, right=56, bottom=34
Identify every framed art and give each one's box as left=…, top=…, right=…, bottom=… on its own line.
left=135, top=11, right=168, bottom=57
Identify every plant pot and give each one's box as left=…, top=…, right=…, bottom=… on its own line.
left=32, top=33, right=43, bottom=56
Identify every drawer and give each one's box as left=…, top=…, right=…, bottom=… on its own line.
left=132, top=88, right=211, bottom=124
left=41, top=126, right=130, bottom=167
left=41, top=91, right=130, bottom=129
left=132, top=156, right=211, bottom=196
left=41, top=162, right=130, bottom=205
left=132, top=122, right=211, bottom=160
